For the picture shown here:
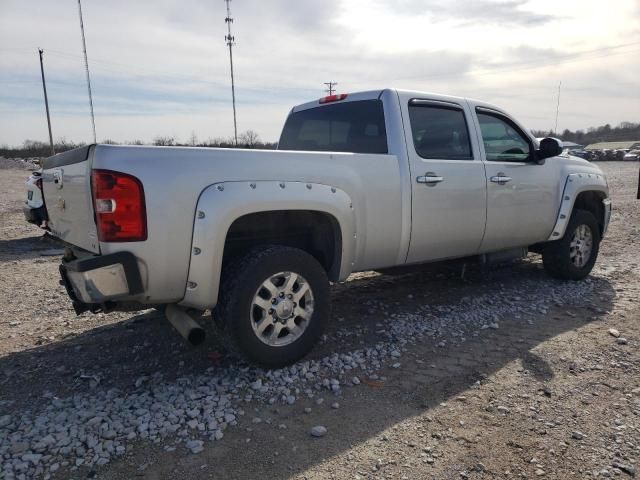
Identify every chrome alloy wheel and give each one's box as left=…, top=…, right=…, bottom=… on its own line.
left=250, top=271, right=314, bottom=347
left=569, top=224, right=593, bottom=268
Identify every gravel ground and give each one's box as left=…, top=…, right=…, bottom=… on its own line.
left=0, top=162, right=639, bottom=479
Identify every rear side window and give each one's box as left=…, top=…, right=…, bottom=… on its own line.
left=408, top=104, right=473, bottom=160
left=278, top=100, right=388, bottom=154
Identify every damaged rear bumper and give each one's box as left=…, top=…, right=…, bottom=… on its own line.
left=60, top=251, right=143, bottom=314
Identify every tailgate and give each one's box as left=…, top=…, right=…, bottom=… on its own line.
left=42, top=145, right=100, bottom=253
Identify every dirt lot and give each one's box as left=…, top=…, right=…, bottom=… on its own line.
left=1, top=162, right=638, bottom=480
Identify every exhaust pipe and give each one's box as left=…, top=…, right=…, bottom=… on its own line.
left=165, top=304, right=206, bottom=346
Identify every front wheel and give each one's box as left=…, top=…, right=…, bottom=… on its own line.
left=542, top=209, right=601, bottom=280
left=213, top=245, right=330, bottom=368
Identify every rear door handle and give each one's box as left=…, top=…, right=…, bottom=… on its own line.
left=490, top=173, right=512, bottom=185
left=417, top=172, right=444, bottom=185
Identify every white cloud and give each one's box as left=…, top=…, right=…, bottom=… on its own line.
left=0, top=0, right=638, bottom=146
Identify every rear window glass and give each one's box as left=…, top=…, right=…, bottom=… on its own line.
left=409, top=105, right=473, bottom=160
left=278, top=100, right=388, bottom=154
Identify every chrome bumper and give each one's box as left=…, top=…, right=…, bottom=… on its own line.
left=602, top=198, right=612, bottom=237
left=60, top=252, right=143, bottom=313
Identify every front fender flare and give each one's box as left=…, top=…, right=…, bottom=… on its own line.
left=179, top=181, right=356, bottom=310
left=547, top=172, right=608, bottom=241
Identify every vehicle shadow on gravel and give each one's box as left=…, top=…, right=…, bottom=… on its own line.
left=122, top=264, right=617, bottom=480
left=0, top=234, right=62, bottom=262
left=0, top=261, right=616, bottom=479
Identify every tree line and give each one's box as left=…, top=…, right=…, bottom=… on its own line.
left=0, top=130, right=277, bottom=159
left=3, top=121, right=639, bottom=159
left=532, top=121, right=640, bottom=146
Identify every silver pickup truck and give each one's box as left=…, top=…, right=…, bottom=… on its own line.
left=25, top=88, right=612, bottom=367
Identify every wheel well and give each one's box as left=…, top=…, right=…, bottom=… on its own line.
left=222, top=210, right=342, bottom=281
left=574, top=191, right=606, bottom=235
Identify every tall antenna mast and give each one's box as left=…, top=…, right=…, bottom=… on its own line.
left=324, top=81, right=338, bottom=95
left=224, top=0, right=238, bottom=145
left=554, top=80, right=561, bottom=136
left=77, top=0, right=96, bottom=143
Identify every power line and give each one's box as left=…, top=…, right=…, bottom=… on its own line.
left=77, top=0, right=96, bottom=143
left=324, top=81, right=338, bottom=95
left=224, top=0, right=238, bottom=145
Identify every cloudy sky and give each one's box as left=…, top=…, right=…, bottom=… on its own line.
left=1, top=0, right=639, bottom=146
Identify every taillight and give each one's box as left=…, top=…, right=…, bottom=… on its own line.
left=319, top=93, right=348, bottom=104
left=91, top=169, right=147, bottom=242
left=35, top=178, right=43, bottom=190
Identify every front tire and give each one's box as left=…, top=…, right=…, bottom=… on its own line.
left=542, top=209, right=600, bottom=280
left=213, top=245, right=330, bottom=368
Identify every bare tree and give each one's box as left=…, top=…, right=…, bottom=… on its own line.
left=153, top=136, right=176, bottom=146
left=188, top=131, right=198, bottom=146
left=239, top=130, right=260, bottom=148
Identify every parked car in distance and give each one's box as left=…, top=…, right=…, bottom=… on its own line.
left=614, top=149, right=629, bottom=161
left=568, top=150, right=591, bottom=160
left=623, top=150, right=640, bottom=161
left=24, top=88, right=612, bottom=367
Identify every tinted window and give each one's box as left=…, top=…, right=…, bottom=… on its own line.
left=278, top=100, right=388, bottom=154
left=409, top=104, right=472, bottom=160
left=477, top=112, right=531, bottom=162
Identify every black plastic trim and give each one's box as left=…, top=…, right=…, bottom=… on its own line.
left=43, top=145, right=94, bottom=169
left=409, top=98, right=464, bottom=109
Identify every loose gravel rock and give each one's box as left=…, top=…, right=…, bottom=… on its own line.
left=1, top=162, right=639, bottom=479
left=310, top=426, right=328, bottom=438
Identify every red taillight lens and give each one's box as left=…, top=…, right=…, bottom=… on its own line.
left=91, top=169, right=147, bottom=242
left=319, top=93, right=348, bottom=104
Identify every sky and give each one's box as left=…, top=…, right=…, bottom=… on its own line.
left=0, top=0, right=639, bottom=147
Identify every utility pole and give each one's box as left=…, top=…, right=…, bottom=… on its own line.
left=224, top=0, right=238, bottom=145
left=324, top=81, right=338, bottom=95
left=554, top=81, right=562, bottom=136
left=38, top=49, right=55, bottom=156
left=77, top=0, right=96, bottom=143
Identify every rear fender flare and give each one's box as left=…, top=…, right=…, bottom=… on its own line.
left=179, top=181, right=356, bottom=310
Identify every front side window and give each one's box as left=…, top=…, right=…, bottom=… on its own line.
left=408, top=104, right=473, bottom=160
left=278, top=100, right=388, bottom=154
left=477, top=112, right=531, bottom=162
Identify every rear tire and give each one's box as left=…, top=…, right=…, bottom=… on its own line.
left=213, top=245, right=330, bottom=368
left=542, top=209, right=600, bottom=280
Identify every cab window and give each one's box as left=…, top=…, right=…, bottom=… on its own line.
left=408, top=104, right=473, bottom=160
left=278, top=100, right=388, bottom=154
left=477, top=112, right=531, bottom=162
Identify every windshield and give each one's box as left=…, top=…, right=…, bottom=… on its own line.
left=278, top=99, right=388, bottom=154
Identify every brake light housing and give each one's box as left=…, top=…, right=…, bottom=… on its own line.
left=91, top=169, right=147, bottom=242
left=319, top=93, right=348, bottom=104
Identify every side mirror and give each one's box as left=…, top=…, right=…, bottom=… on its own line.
left=538, top=137, right=562, bottom=160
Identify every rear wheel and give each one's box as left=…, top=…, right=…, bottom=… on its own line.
left=542, top=209, right=600, bottom=280
left=213, top=245, right=330, bottom=367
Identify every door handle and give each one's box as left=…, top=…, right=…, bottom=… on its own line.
left=417, top=172, right=444, bottom=185
left=490, top=173, right=512, bottom=185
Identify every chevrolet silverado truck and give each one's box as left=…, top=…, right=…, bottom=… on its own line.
left=25, top=88, right=612, bottom=367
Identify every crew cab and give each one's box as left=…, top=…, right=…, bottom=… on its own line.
left=25, top=88, right=612, bottom=366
